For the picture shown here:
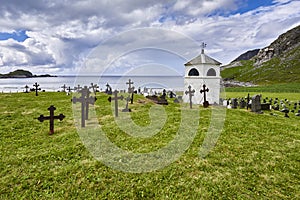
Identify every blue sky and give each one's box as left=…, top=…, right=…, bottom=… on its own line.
left=0, top=0, right=299, bottom=75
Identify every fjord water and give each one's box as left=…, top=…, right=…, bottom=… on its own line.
left=0, top=76, right=184, bottom=93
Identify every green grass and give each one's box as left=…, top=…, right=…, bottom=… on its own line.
left=0, top=92, right=300, bottom=199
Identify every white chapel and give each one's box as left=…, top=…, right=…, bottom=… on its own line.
left=183, top=44, right=222, bottom=105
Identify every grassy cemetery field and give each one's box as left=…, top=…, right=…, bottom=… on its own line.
left=0, top=86, right=300, bottom=199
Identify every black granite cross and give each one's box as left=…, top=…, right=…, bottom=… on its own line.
left=33, top=82, right=41, bottom=96
left=200, top=84, right=209, bottom=108
left=72, top=86, right=96, bottom=127
left=24, top=85, right=29, bottom=93
left=61, top=84, right=67, bottom=92
left=38, top=105, right=65, bottom=134
left=90, top=83, right=99, bottom=95
left=108, top=90, right=124, bottom=117
left=185, top=85, right=195, bottom=109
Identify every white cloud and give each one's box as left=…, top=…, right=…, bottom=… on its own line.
left=0, top=0, right=299, bottom=74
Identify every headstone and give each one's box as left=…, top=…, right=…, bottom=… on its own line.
left=105, top=83, right=112, bottom=95
left=251, top=95, right=262, bottom=113
left=169, top=91, right=176, bottom=98
left=74, top=85, right=82, bottom=92
left=67, top=86, right=73, bottom=95
left=108, top=90, right=124, bottom=117
left=295, top=110, right=300, bottom=117
left=185, top=85, right=195, bottom=109
left=61, top=84, right=67, bottom=92
left=33, top=82, right=41, bottom=96
left=90, top=83, right=99, bottom=95
left=122, top=96, right=132, bottom=112
left=273, top=104, right=279, bottom=111
left=160, top=89, right=167, bottom=100
left=126, top=79, right=134, bottom=104
left=239, top=98, right=246, bottom=109
left=246, top=93, right=250, bottom=110
left=261, top=103, right=271, bottom=110
left=200, top=84, right=209, bottom=108
left=37, top=105, right=65, bottom=134
left=24, top=85, right=30, bottom=93
left=231, top=98, right=238, bottom=109
left=72, top=86, right=96, bottom=127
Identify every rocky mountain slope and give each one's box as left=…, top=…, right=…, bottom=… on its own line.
left=221, top=25, right=300, bottom=85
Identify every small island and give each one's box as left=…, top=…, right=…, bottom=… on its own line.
left=0, top=69, right=56, bottom=78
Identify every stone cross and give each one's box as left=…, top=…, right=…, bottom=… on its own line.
left=185, top=85, right=195, bottom=109
left=108, top=90, right=124, bottom=117
left=33, top=82, right=41, bottom=96
left=72, top=86, right=96, bottom=127
left=105, top=83, right=112, bottom=95
left=61, top=84, right=67, bottom=92
left=127, top=79, right=135, bottom=104
left=200, top=84, right=209, bottom=108
left=67, top=86, right=73, bottom=95
left=122, top=95, right=132, bottom=112
left=24, top=85, right=29, bottom=93
left=90, top=83, right=99, bottom=95
left=74, top=85, right=82, bottom=92
left=38, top=105, right=65, bottom=134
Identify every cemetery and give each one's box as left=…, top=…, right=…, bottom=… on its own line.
left=0, top=81, right=300, bottom=199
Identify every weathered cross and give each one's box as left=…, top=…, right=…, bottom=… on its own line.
left=126, top=79, right=135, bottom=104
left=72, top=86, right=96, bottom=127
left=61, top=84, right=67, bottom=92
left=84, top=86, right=97, bottom=120
left=74, top=85, right=82, bottom=92
left=200, top=84, right=209, bottom=108
left=108, top=90, right=124, bottom=117
left=38, top=105, right=65, bottom=134
left=185, top=85, right=195, bottom=109
left=24, top=85, right=29, bottom=93
left=122, top=95, right=132, bottom=112
left=33, top=82, right=41, bottom=96
left=90, top=83, right=99, bottom=95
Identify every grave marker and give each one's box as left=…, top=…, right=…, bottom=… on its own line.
left=90, top=83, right=99, bottom=95
left=231, top=98, right=238, bottom=109
left=105, top=83, right=112, bottom=95
left=72, top=86, right=95, bottom=127
left=33, top=82, right=41, bottom=96
left=24, top=85, right=29, bottom=93
left=108, top=90, right=124, bottom=117
left=122, top=96, right=132, bottom=112
left=185, top=85, right=195, bottom=109
left=74, top=85, right=82, bottom=92
left=200, top=84, right=209, bottom=108
left=251, top=95, right=263, bottom=113
left=38, top=105, right=65, bottom=134
left=126, top=79, right=135, bottom=104
left=61, top=84, right=67, bottom=92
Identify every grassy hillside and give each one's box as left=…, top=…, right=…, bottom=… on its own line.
left=221, top=45, right=300, bottom=84
left=0, top=92, right=300, bottom=199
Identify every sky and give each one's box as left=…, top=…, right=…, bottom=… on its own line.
left=0, top=0, right=299, bottom=75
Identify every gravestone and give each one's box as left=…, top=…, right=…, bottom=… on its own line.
left=200, top=84, right=209, bottom=108
left=38, top=105, right=65, bottom=134
left=231, top=98, right=238, bottom=109
left=61, top=84, right=67, bottom=92
left=273, top=104, right=280, bottom=111
left=105, top=83, right=112, bottom=95
left=169, top=91, right=176, bottom=98
left=67, top=86, right=73, bottom=95
left=90, top=83, right=99, bottom=95
left=122, top=96, right=132, bottom=112
left=108, top=90, right=124, bottom=117
left=261, top=103, right=271, bottom=110
left=251, top=95, right=262, bottom=113
left=160, top=89, right=167, bottom=100
left=74, top=85, right=82, bottom=92
left=24, top=85, right=29, bottom=93
left=126, top=79, right=135, bottom=104
left=246, top=93, right=250, bottom=110
left=239, top=98, right=246, bottom=109
left=281, top=107, right=289, bottom=118
left=185, top=85, right=195, bottom=109
left=33, top=82, right=41, bottom=96
left=72, top=86, right=95, bottom=127
left=295, top=110, right=300, bottom=117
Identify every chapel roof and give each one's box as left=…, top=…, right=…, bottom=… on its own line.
left=184, top=49, right=222, bottom=66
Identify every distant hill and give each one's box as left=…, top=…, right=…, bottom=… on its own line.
left=221, top=25, right=300, bottom=85
left=0, top=69, right=55, bottom=78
